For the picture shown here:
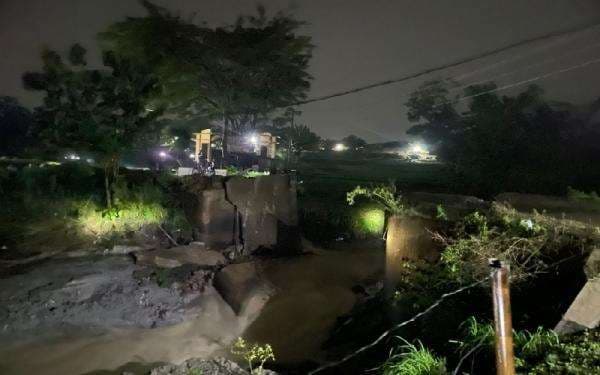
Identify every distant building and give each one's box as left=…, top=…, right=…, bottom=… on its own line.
left=193, top=129, right=277, bottom=170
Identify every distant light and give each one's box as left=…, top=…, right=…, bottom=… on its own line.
left=159, top=151, right=167, bottom=159
left=410, top=143, right=426, bottom=154
left=248, top=135, right=258, bottom=144
left=189, top=153, right=195, bottom=159
left=64, top=153, right=80, bottom=160
left=333, top=143, right=347, bottom=152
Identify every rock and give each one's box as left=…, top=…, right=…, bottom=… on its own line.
left=584, top=248, right=600, bottom=279
left=107, top=245, right=145, bottom=255
left=555, top=277, right=600, bottom=334
left=213, top=262, right=275, bottom=317
left=134, top=246, right=227, bottom=269
left=149, top=357, right=278, bottom=375
left=150, top=357, right=248, bottom=375
left=0, top=256, right=205, bottom=336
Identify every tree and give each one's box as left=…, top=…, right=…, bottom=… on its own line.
left=23, top=44, right=162, bottom=207
left=281, top=124, right=321, bottom=155
left=342, top=134, right=367, bottom=151
left=0, top=96, right=32, bottom=156
left=405, top=80, right=600, bottom=196
left=320, top=138, right=336, bottom=151
left=100, top=1, right=313, bottom=158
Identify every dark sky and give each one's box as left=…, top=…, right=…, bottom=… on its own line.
left=2, top=0, right=600, bottom=142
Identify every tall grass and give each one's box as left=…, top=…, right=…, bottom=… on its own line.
left=382, top=339, right=447, bottom=375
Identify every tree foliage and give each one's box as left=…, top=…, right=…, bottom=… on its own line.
left=0, top=96, right=32, bottom=156
left=406, top=80, right=600, bottom=196
left=342, top=134, right=367, bottom=151
left=100, top=1, right=313, bottom=152
left=23, top=44, right=162, bottom=207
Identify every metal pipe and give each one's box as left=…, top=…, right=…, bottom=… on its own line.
left=489, top=259, right=516, bottom=375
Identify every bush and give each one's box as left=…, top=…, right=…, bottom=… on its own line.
left=437, top=204, right=593, bottom=283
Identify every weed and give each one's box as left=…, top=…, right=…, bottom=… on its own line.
left=436, top=204, right=448, bottom=221
left=231, top=337, right=275, bottom=375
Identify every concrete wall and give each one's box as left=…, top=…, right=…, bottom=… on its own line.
left=183, top=174, right=300, bottom=254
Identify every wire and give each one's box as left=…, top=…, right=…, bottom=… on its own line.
left=451, top=23, right=600, bottom=82
left=433, top=55, right=600, bottom=108
left=303, top=40, right=600, bottom=115
left=307, top=277, right=491, bottom=375
left=448, top=41, right=600, bottom=93
left=294, top=20, right=600, bottom=106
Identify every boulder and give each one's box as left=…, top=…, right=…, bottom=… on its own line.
left=107, top=245, right=145, bottom=255
left=555, top=248, right=600, bottom=334
left=213, top=262, right=275, bottom=318
left=150, top=357, right=247, bottom=375
left=149, top=357, right=278, bottom=375
left=554, top=277, right=600, bottom=334
left=134, top=245, right=227, bottom=269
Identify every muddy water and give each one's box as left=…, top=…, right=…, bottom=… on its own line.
left=0, top=246, right=383, bottom=374
left=245, top=245, right=384, bottom=364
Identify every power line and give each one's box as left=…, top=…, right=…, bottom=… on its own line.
left=451, top=23, right=600, bottom=82
left=434, top=55, right=600, bottom=108
left=295, top=20, right=600, bottom=106
left=447, top=41, right=600, bottom=93
left=306, top=40, right=600, bottom=115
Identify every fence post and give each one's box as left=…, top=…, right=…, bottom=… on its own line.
left=489, top=259, right=516, bottom=375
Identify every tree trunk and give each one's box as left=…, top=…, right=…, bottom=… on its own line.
left=221, top=114, right=229, bottom=161
left=104, top=169, right=112, bottom=209
left=103, top=156, right=119, bottom=209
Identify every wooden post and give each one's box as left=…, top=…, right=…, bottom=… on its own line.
left=489, top=259, right=516, bottom=375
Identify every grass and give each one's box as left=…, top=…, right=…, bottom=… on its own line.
left=296, top=154, right=450, bottom=198
left=456, top=318, right=599, bottom=374
left=0, top=166, right=191, bottom=256
left=382, top=339, right=447, bottom=375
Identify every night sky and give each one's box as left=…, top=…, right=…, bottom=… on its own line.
left=2, top=0, right=600, bottom=142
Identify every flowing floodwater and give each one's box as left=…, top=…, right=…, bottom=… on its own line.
left=0, top=245, right=384, bottom=374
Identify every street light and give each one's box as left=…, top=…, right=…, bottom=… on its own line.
left=333, top=143, right=347, bottom=152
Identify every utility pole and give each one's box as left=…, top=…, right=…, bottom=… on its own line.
left=489, top=259, right=516, bottom=375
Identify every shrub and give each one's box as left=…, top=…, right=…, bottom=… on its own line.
left=347, top=183, right=414, bottom=216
